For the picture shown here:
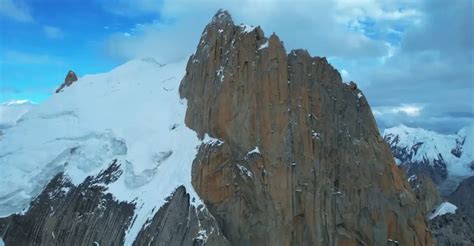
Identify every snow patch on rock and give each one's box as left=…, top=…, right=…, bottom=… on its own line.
left=258, top=40, right=269, bottom=50
left=429, top=202, right=457, bottom=220
left=237, top=164, right=253, bottom=180
left=240, top=24, right=255, bottom=33
left=247, top=146, right=260, bottom=155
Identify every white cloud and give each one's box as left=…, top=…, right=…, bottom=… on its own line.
left=0, top=0, right=33, bottom=22
left=392, top=104, right=423, bottom=117
left=103, top=20, right=198, bottom=63
left=99, top=0, right=162, bottom=16
left=340, top=69, right=350, bottom=81
left=373, top=104, right=424, bottom=117
left=334, top=0, right=420, bottom=21
left=102, top=0, right=422, bottom=63
left=99, top=0, right=471, bottom=133
left=330, top=0, right=473, bottom=133
left=372, top=104, right=427, bottom=131
left=43, top=25, right=64, bottom=39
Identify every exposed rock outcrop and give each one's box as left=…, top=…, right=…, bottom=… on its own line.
left=133, top=186, right=229, bottom=246
left=447, top=176, right=474, bottom=218
left=408, top=175, right=441, bottom=215
left=55, top=70, right=78, bottom=93
left=406, top=168, right=474, bottom=245
left=181, top=10, right=431, bottom=246
left=1, top=161, right=134, bottom=245
left=430, top=212, right=474, bottom=245
left=0, top=161, right=228, bottom=245
left=385, top=134, right=449, bottom=186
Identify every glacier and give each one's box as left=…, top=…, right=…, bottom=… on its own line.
left=0, top=100, right=35, bottom=129
left=0, top=58, right=215, bottom=244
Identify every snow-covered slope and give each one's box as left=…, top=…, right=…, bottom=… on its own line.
left=384, top=125, right=474, bottom=191
left=0, top=58, right=216, bottom=244
left=0, top=100, right=35, bottom=129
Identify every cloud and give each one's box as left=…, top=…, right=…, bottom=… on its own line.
left=99, top=0, right=472, bottom=133
left=98, top=0, right=162, bottom=16
left=392, top=104, right=423, bottom=117
left=43, top=25, right=64, bottom=39
left=103, top=19, right=202, bottom=63
left=3, top=50, right=64, bottom=66
left=0, top=0, right=33, bottom=22
left=334, top=0, right=420, bottom=21
left=354, top=0, right=473, bottom=133
left=373, top=104, right=424, bottom=118
left=102, top=0, right=422, bottom=63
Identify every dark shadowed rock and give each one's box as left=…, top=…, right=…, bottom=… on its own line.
left=408, top=174, right=441, bottom=214
left=0, top=161, right=228, bottom=245
left=133, top=186, right=229, bottom=246
left=348, top=81, right=358, bottom=90
left=1, top=161, right=134, bottom=245
left=181, top=10, right=432, bottom=246
left=55, top=70, right=78, bottom=93
left=430, top=212, right=474, bottom=245
left=447, top=176, right=474, bottom=218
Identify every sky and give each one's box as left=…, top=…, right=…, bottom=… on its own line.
left=0, top=0, right=472, bottom=133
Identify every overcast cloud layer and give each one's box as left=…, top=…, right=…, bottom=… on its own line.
left=1, top=0, right=472, bottom=133
left=101, top=0, right=473, bottom=133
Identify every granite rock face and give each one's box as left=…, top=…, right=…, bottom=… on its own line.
left=56, top=70, right=78, bottom=93
left=181, top=10, right=431, bottom=246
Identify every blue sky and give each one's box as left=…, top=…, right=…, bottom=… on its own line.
left=0, top=0, right=159, bottom=102
left=0, top=0, right=472, bottom=133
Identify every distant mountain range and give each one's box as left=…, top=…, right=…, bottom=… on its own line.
left=384, top=124, right=474, bottom=195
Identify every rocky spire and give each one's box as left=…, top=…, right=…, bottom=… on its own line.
left=211, top=9, right=233, bottom=25
left=181, top=10, right=432, bottom=245
left=55, top=70, right=78, bottom=93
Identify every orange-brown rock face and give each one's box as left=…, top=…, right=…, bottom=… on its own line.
left=181, top=10, right=432, bottom=246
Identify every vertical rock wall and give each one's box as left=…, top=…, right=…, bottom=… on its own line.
left=181, top=10, right=432, bottom=246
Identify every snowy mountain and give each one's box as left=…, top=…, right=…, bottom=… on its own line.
left=0, top=58, right=223, bottom=244
left=384, top=124, right=474, bottom=194
left=0, top=10, right=438, bottom=245
left=0, top=100, right=35, bottom=129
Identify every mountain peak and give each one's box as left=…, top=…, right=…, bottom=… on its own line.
left=0, top=10, right=442, bottom=246
left=179, top=10, right=432, bottom=245
left=211, top=9, right=233, bottom=24
left=384, top=124, right=474, bottom=193
left=55, top=70, right=78, bottom=93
